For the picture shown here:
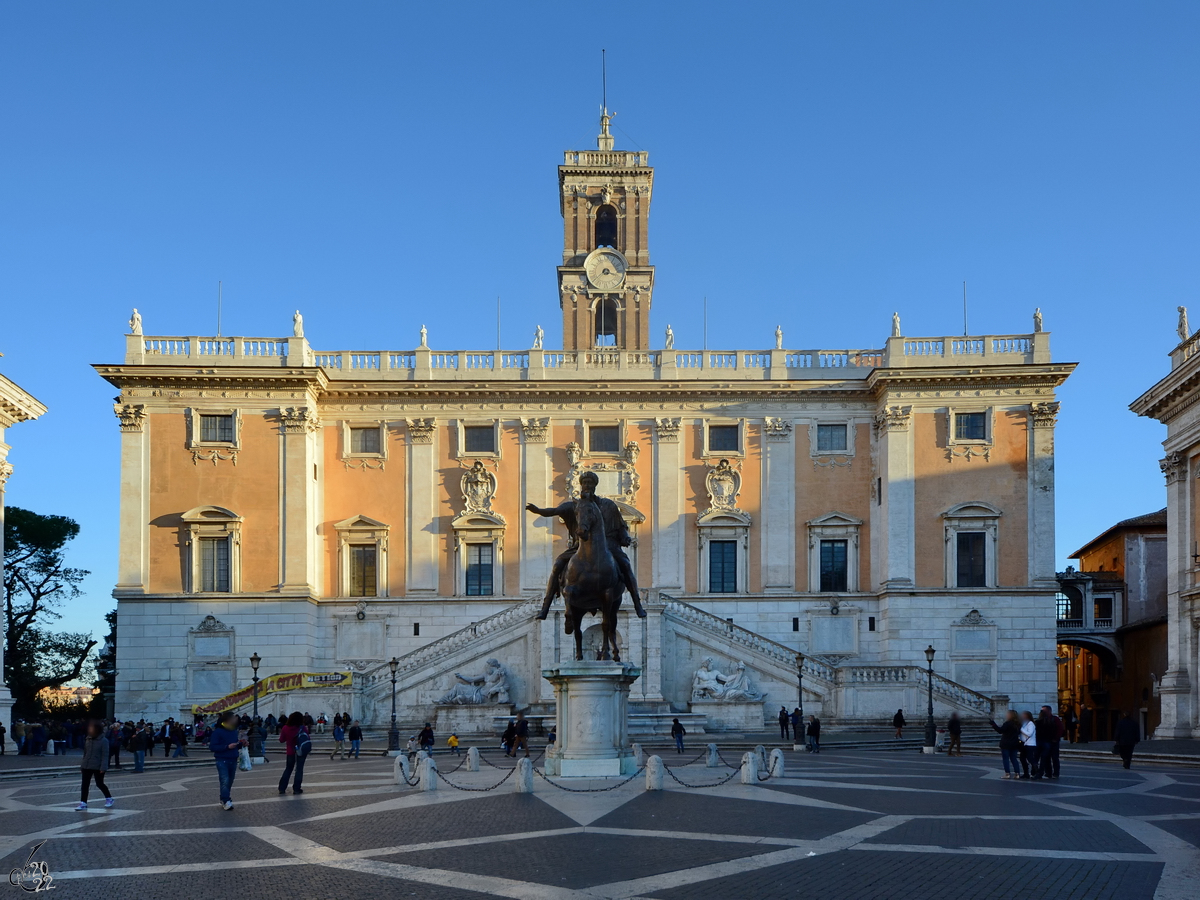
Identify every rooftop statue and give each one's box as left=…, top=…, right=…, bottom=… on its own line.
left=1178, top=306, right=1190, bottom=344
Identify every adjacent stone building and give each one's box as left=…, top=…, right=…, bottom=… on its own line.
left=95, top=115, right=1076, bottom=730
left=0, top=368, right=48, bottom=725
left=1131, top=320, right=1200, bottom=738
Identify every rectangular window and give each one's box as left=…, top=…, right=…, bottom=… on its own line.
left=816, top=424, right=847, bottom=452
left=955, top=412, right=987, bottom=441
left=819, top=539, right=848, bottom=592
left=350, top=427, right=381, bottom=454
left=198, top=537, right=230, bottom=592
left=349, top=545, right=377, bottom=597
left=868, top=616, right=876, bottom=632
left=200, top=414, right=234, bottom=443
left=709, top=540, right=737, bottom=593
left=708, top=424, right=739, bottom=453
left=466, top=543, right=494, bottom=596
left=957, top=532, right=987, bottom=587
left=792, top=617, right=799, bottom=632
left=589, top=425, right=620, bottom=453
left=464, top=425, right=496, bottom=454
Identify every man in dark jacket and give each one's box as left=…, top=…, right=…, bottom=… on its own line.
left=946, top=713, right=963, bottom=757
left=1033, top=707, right=1058, bottom=779
left=807, top=716, right=821, bottom=753
left=1114, top=712, right=1140, bottom=769
left=1040, top=705, right=1063, bottom=778
left=778, top=707, right=790, bottom=741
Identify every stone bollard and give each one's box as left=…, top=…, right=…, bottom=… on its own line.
left=768, top=748, right=785, bottom=779
left=421, top=754, right=438, bottom=792
left=645, top=755, right=664, bottom=791
left=706, top=743, right=720, bottom=768
left=632, top=742, right=645, bottom=766
left=741, top=751, right=759, bottom=784
left=515, top=757, right=534, bottom=793
left=394, top=754, right=412, bottom=785
left=416, top=750, right=429, bottom=762
left=467, top=747, right=480, bottom=772
left=755, top=744, right=768, bottom=769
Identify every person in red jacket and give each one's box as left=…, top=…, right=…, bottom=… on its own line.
left=277, top=712, right=307, bottom=795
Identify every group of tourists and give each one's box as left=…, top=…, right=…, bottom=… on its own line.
left=988, top=705, right=1141, bottom=776
left=779, top=707, right=821, bottom=752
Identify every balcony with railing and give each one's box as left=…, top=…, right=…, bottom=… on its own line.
left=121, top=331, right=1052, bottom=381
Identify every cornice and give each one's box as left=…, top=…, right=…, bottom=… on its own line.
left=1130, top=354, right=1200, bottom=424
left=866, top=364, right=1076, bottom=397
left=94, top=365, right=328, bottom=393
left=0, top=373, right=48, bottom=427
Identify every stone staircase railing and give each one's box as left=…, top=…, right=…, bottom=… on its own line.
left=660, top=594, right=838, bottom=686
left=359, top=596, right=543, bottom=696
left=837, top=665, right=996, bottom=717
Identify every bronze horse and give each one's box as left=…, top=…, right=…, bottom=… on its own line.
left=561, top=492, right=625, bottom=662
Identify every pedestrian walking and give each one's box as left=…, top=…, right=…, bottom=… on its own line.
left=129, top=724, right=149, bottom=773
left=989, top=710, right=1022, bottom=778
left=418, top=722, right=435, bottom=755
left=1063, top=706, right=1078, bottom=743
left=501, top=719, right=516, bottom=755
left=947, top=713, right=963, bottom=757
left=278, top=712, right=309, bottom=794
left=107, top=723, right=123, bottom=769
left=76, top=721, right=114, bottom=810
left=778, top=706, right=790, bottom=741
left=330, top=722, right=346, bottom=759
left=893, top=709, right=906, bottom=739
left=348, top=721, right=363, bottom=758
left=512, top=712, right=530, bottom=758
left=807, top=715, right=821, bottom=753
left=171, top=721, right=189, bottom=758
left=0, top=721, right=6, bottom=754
left=209, top=710, right=245, bottom=811
left=790, top=708, right=803, bottom=746
left=1039, top=705, right=1062, bottom=778
left=1114, top=711, right=1140, bottom=769
left=12, top=721, right=24, bottom=755
left=448, top=734, right=460, bottom=755
left=1018, top=710, right=1037, bottom=779
left=670, top=717, right=686, bottom=753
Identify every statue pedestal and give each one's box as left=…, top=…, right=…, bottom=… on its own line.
left=435, top=704, right=514, bottom=737
left=542, top=661, right=641, bottom=777
left=692, top=699, right=766, bottom=733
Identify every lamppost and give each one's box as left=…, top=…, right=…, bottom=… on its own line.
left=795, top=652, right=805, bottom=749
left=387, top=657, right=400, bottom=754
left=249, top=652, right=262, bottom=759
left=923, top=645, right=937, bottom=753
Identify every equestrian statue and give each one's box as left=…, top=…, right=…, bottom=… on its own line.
left=526, top=469, right=647, bottom=662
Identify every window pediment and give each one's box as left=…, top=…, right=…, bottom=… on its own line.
left=943, top=501, right=1002, bottom=519
left=181, top=505, right=241, bottom=523
left=807, top=511, right=863, bottom=528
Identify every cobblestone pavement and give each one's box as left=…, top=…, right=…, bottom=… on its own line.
left=0, top=749, right=1196, bottom=899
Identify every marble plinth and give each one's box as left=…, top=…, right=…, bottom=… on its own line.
left=692, top=699, right=767, bottom=733
left=435, top=703, right=515, bottom=736
left=542, top=661, right=641, bottom=777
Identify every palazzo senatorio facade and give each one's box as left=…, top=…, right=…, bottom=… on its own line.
left=96, top=116, right=1075, bottom=730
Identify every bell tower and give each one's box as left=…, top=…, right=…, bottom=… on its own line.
left=557, top=108, right=655, bottom=351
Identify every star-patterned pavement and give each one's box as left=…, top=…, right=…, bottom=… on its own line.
left=0, top=747, right=1197, bottom=899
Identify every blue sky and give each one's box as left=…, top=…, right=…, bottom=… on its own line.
left=2, top=2, right=1196, bottom=638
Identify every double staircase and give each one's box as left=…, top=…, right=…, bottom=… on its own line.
left=355, top=594, right=998, bottom=732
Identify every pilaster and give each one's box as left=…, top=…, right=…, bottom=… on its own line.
left=761, top=417, right=795, bottom=590
left=652, top=417, right=684, bottom=591
left=1027, top=401, right=1059, bottom=585
left=406, top=418, right=439, bottom=595
left=875, top=405, right=915, bottom=587
left=279, top=407, right=320, bottom=594
left=1158, top=450, right=1195, bottom=737
left=114, top=403, right=149, bottom=592
left=520, top=418, right=553, bottom=594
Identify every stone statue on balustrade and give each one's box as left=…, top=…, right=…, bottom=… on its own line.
left=664, top=324, right=674, bottom=350
left=775, top=325, right=783, bottom=350
left=533, top=325, right=544, bottom=350
left=1033, top=307, right=1043, bottom=333
left=293, top=310, right=304, bottom=338
left=437, top=658, right=511, bottom=705
left=129, top=308, right=143, bottom=336
left=1178, top=306, right=1191, bottom=344
left=891, top=311, right=902, bottom=338
left=692, top=657, right=764, bottom=702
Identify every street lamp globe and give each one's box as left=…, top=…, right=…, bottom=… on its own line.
left=925, top=645, right=936, bottom=664
left=250, top=652, right=261, bottom=674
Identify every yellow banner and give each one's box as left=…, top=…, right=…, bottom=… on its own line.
left=191, top=671, right=352, bottom=716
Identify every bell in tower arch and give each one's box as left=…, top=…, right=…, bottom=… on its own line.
left=595, top=205, right=618, bottom=249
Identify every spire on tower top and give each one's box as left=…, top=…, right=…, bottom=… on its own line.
left=597, top=48, right=614, bottom=151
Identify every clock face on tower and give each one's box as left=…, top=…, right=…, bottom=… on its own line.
left=584, top=248, right=627, bottom=291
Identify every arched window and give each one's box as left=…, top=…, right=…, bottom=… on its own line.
left=594, top=298, right=618, bottom=346
left=595, top=205, right=618, bottom=248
